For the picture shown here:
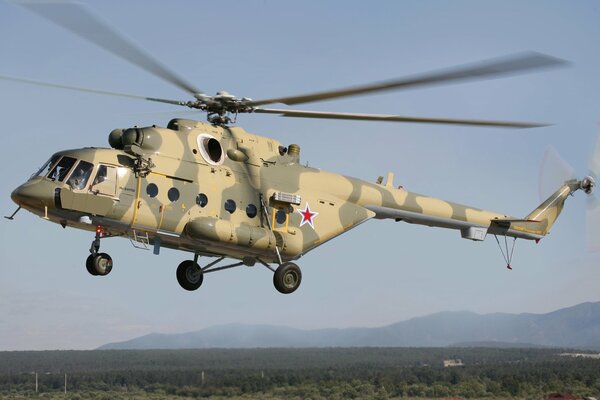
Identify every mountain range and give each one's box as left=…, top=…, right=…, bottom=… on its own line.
left=98, top=301, right=600, bottom=350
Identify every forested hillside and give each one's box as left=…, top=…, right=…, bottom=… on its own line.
left=0, top=347, right=598, bottom=399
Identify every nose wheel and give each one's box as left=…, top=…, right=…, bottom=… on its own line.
left=86, top=253, right=113, bottom=276
left=85, top=227, right=113, bottom=276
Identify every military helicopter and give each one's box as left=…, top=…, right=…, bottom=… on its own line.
left=4, top=2, right=597, bottom=294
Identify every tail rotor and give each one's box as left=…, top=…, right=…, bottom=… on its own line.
left=538, top=131, right=600, bottom=252
left=585, top=131, right=600, bottom=251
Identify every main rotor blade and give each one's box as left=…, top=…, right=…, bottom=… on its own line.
left=254, top=108, right=548, bottom=128
left=0, top=74, right=186, bottom=106
left=18, top=1, right=203, bottom=97
left=248, top=52, right=567, bottom=106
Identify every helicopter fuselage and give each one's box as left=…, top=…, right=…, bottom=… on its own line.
left=11, top=118, right=589, bottom=291
left=14, top=118, right=558, bottom=267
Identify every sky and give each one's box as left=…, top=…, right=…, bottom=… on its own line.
left=1, top=0, right=600, bottom=351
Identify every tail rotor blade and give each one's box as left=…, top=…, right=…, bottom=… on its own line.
left=538, top=146, right=576, bottom=202
left=586, top=195, right=600, bottom=252
left=584, top=129, right=600, bottom=252
left=588, top=129, right=600, bottom=179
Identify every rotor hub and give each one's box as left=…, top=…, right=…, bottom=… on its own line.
left=581, top=176, right=595, bottom=194
left=184, top=94, right=255, bottom=125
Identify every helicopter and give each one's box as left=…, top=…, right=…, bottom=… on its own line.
left=4, top=2, right=597, bottom=294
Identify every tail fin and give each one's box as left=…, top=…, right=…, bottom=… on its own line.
left=525, top=179, right=582, bottom=236
left=489, top=178, right=592, bottom=240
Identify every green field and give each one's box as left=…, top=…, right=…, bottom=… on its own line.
left=0, top=348, right=598, bottom=399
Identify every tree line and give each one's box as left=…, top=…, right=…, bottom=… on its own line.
left=0, top=347, right=598, bottom=399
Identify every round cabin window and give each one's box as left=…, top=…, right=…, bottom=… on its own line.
left=224, top=199, right=236, bottom=214
left=168, top=188, right=180, bottom=202
left=196, top=193, right=208, bottom=207
left=275, top=209, right=287, bottom=224
left=246, top=204, right=257, bottom=218
left=146, top=183, right=158, bottom=198
left=196, top=133, right=224, bottom=165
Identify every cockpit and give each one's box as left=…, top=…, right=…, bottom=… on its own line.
left=33, top=154, right=116, bottom=193
left=12, top=151, right=127, bottom=216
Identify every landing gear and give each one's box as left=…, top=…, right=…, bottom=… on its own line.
left=86, top=253, right=113, bottom=276
left=256, top=196, right=302, bottom=294
left=172, top=256, right=302, bottom=294
left=86, top=227, right=113, bottom=276
left=176, top=260, right=204, bottom=291
left=273, top=262, right=302, bottom=294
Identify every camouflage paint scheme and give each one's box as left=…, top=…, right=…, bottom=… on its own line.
left=11, top=118, right=584, bottom=266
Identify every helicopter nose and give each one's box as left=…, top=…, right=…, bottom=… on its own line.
left=11, top=179, right=57, bottom=210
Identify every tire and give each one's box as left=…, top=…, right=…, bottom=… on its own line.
left=176, top=260, right=203, bottom=291
left=92, top=253, right=113, bottom=276
left=273, top=262, right=302, bottom=294
left=86, top=254, right=98, bottom=276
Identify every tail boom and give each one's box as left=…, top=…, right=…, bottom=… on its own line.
left=365, top=178, right=590, bottom=242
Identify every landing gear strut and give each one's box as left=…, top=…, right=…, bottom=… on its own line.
left=86, top=227, right=113, bottom=276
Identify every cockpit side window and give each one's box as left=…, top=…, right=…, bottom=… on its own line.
left=48, top=156, right=76, bottom=182
left=91, top=164, right=117, bottom=197
left=93, top=165, right=108, bottom=186
left=66, top=161, right=94, bottom=190
left=34, top=155, right=60, bottom=178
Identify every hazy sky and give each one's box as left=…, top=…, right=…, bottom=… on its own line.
left=1, top=0, right=599, bottom=350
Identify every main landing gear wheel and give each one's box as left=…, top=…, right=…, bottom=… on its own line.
left=176, top=260, right=204, bottom=291
left=85, top=253, right=113, bottom=276
left=273, top=262, right=302, bottom=294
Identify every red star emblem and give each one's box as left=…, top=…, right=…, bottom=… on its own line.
left=297, top=202, right=319, bottom=229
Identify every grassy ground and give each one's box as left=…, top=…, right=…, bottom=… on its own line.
left=0, top=393, right=527, bottom=400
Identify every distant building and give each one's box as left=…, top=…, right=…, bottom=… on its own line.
left=558, top=352, right=600, bottom=360
left=443, top=359, right=464, bottom=367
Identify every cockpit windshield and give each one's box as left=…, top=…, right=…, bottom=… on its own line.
left=66, top=161, right=94, bottom=190
left=34, top=155, right=60, bottom=177
left=48, top=156, right=77, bottom=182
left=34, top=155, right=98, bottom=187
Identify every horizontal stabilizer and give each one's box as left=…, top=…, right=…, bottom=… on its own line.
left=489, top=218, right=545, bottom=240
